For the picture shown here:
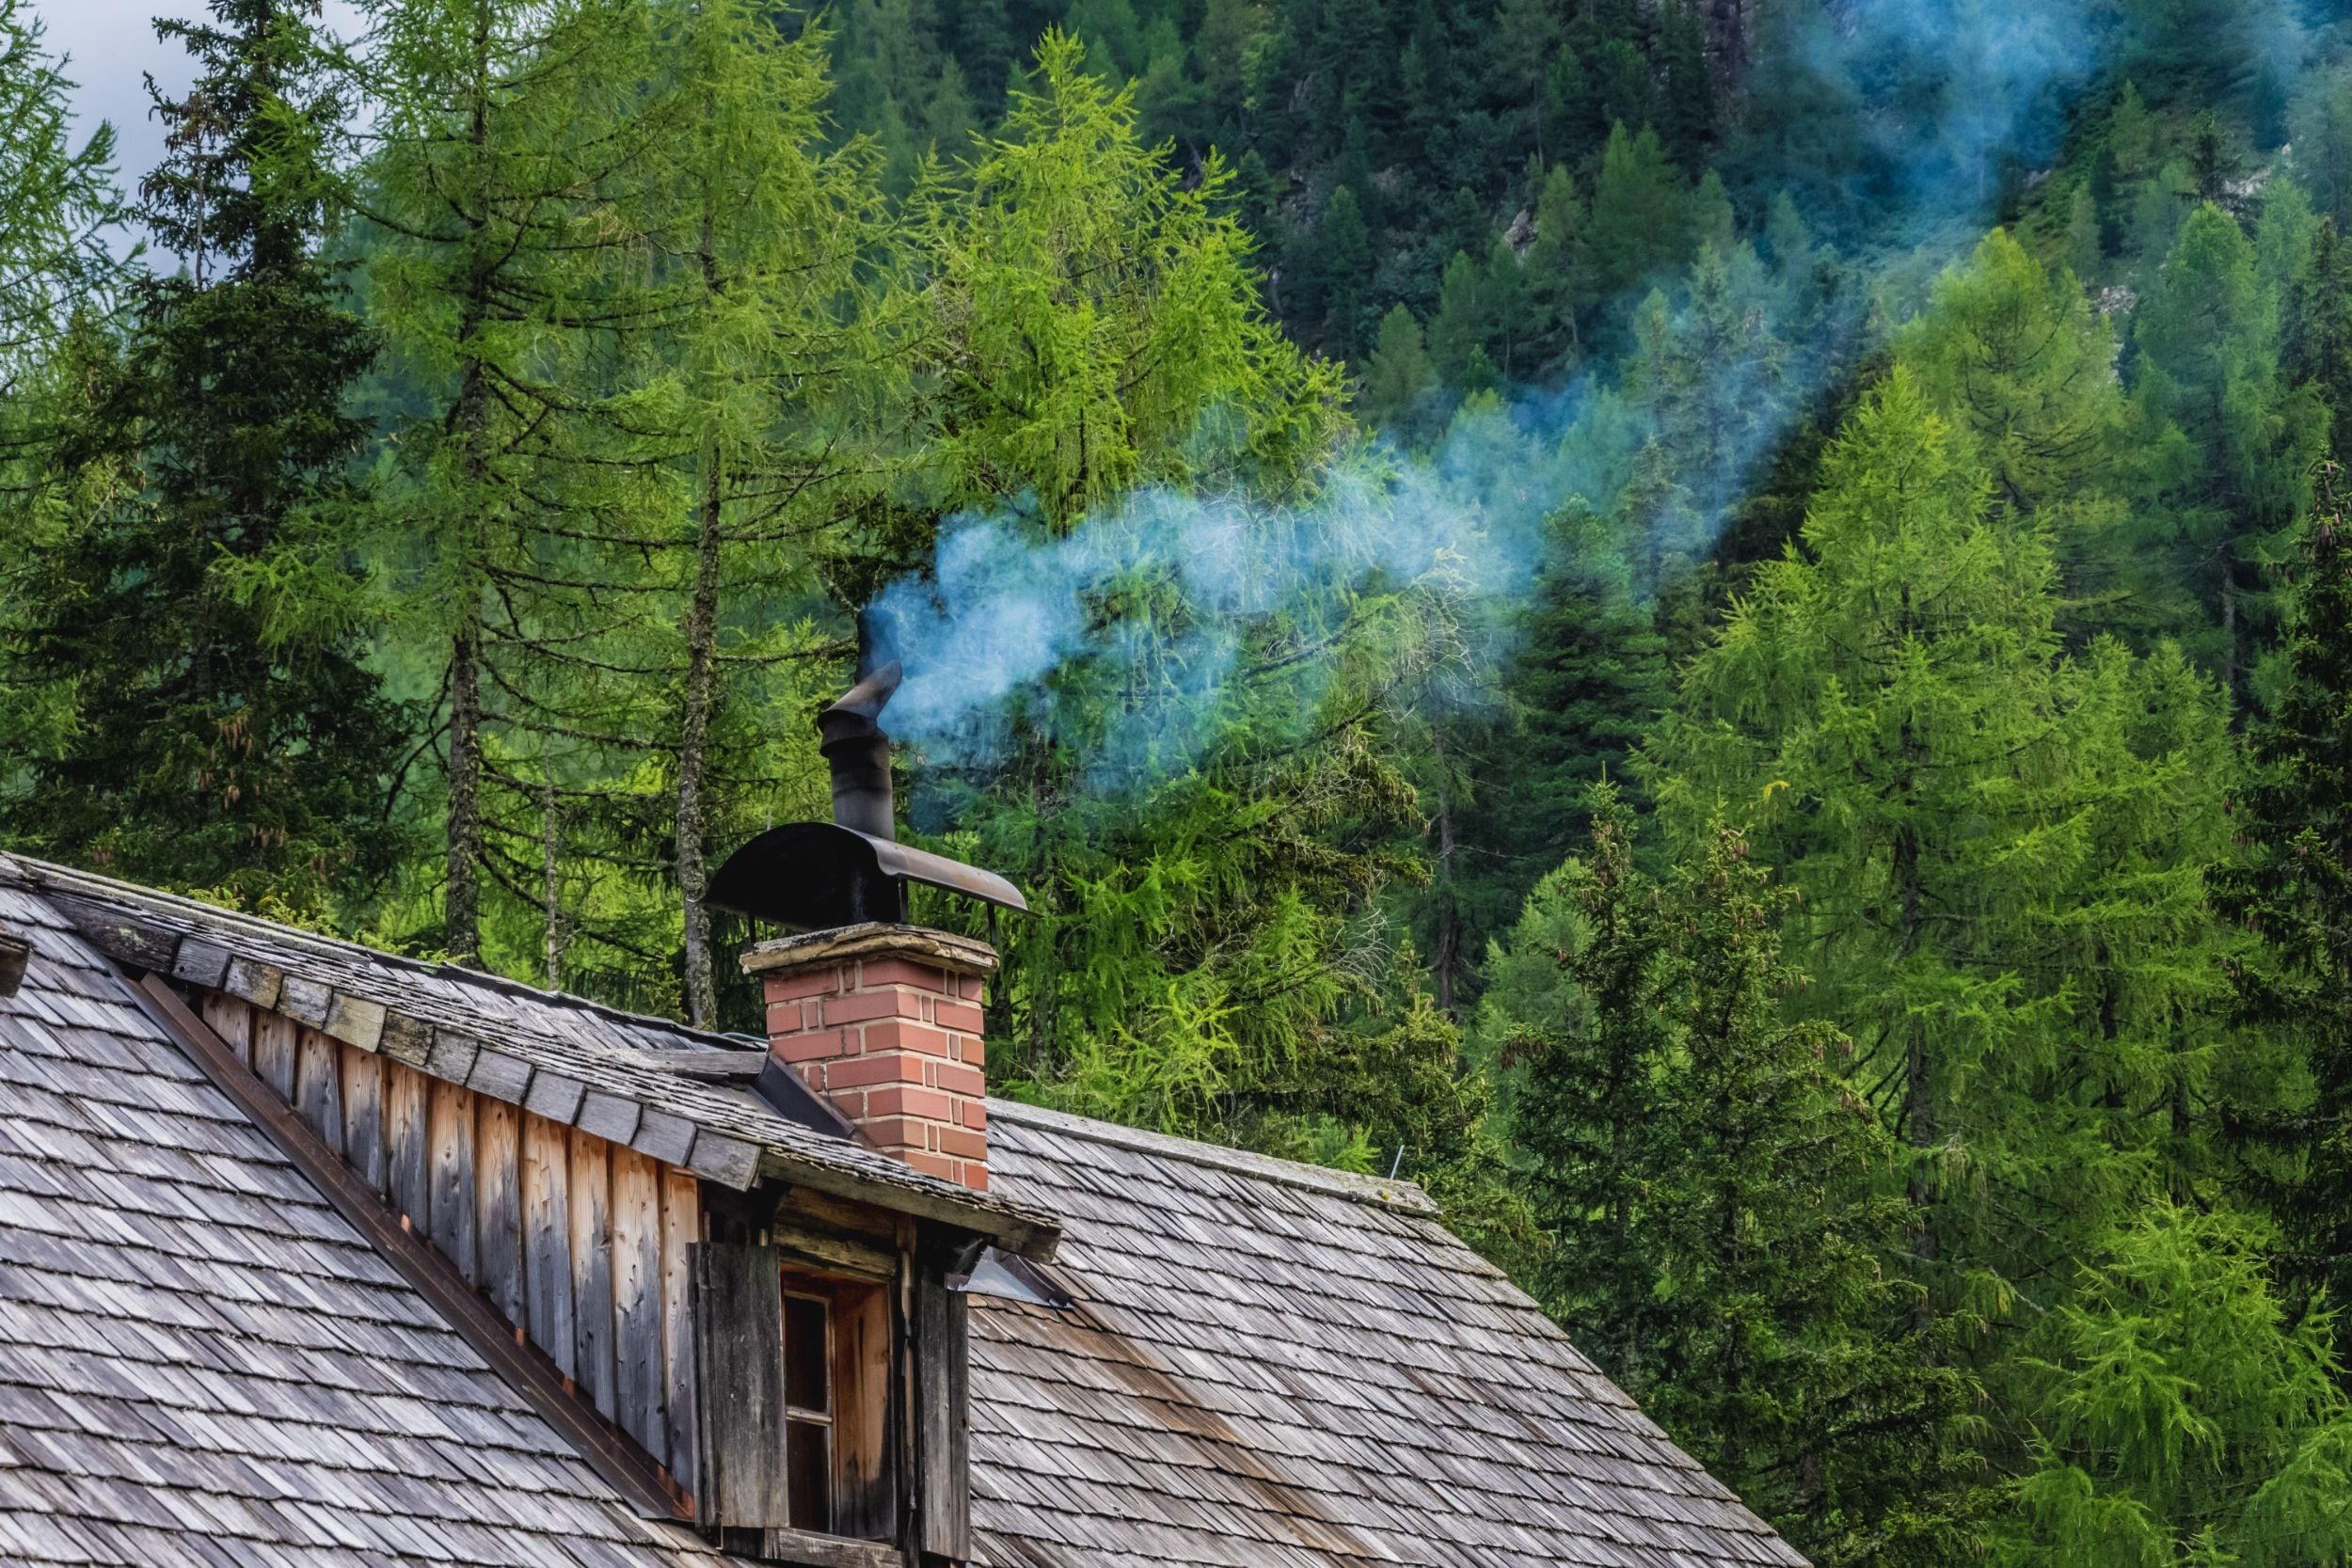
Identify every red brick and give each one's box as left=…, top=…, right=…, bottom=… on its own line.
left=954, top=1098, right=988, bottom=1131
left=903, top=1150, right=960, bottom=1182
left=765, top=999, right=822, bottom=1034
left=822, top=989, right=923, bottom=1026
left=960, top=1164, right=988, bottom=1192
left=937, top=1125, right=987, bottom=1161
left=858, top=957, right=948, bottom=992
left=931, top=1061, right=985, bottom=1099
left=771, top=1029, right=853, bottom=1064
left=934, top=999, right=985, bottom=1034
left=864, top=1085, right=954, bottom=1122
left=763, top=967, right=846, bottom=1003
left=947, top=1033, right=983, bottom=1067
left=815, top=1052, right=927, bottom=1089
left=863, top=1116, right=936, bottom=1150
left=861, top=1019, right=953, bottom=1057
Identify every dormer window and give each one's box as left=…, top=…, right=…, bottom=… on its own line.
left=783, top=1290, right=835, bottom=1529
left=691, top=1228, right=966, bottom=1566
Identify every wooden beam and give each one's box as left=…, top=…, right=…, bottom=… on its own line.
left=125, top=971, right=686, bottom=1524
left=755, top=1526, right=902, bottom=1568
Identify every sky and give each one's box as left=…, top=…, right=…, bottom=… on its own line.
left=28, top=0, right=366, bottom=253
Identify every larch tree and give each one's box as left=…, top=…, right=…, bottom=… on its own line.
left=353, top=0, right=678, bottom=970
left=908, top=27, right=1343, bottom=526
left=2132, top=202, right=2323, bottom=703
left=2220, top=463, right=2352, bottom=1312
left=0, top=0, right=120, bottom=405
left=2008, top=1202, right=2352, bottom=1568
left=621, top=0, right=902, bottom=1025
left=1645, top=368, right=2242, bottom=1389
left=890, top=35, right=1488, bottom=1189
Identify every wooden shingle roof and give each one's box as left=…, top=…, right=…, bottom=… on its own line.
left=969, top=1102, right=1810, bottom=1568
left=0, top=877, right=723, bottom=1568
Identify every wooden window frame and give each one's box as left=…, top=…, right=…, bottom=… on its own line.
left=780, top=1287, right=835, bottom=1533
left=778, top=1265, right=892, bottom=1545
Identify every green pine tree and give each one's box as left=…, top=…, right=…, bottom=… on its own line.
left=2218, top=463, right=2352, bottom=1310
left=2133, top=202, right=2324, bottom=701
left=1502, top=786, right=1987, bottom=1565
left=3, top=0, right=404, bottom=914
left=1586, top=121, right=1687, bottom=306
left=1359, top=302, right=1440, bottom=440
left=1646, top=367, right=2245, bottom=1414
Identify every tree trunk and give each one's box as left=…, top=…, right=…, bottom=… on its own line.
left=447, top=617, right=483, bottom=968
left=542, top=769, right=566, bottom=990
left=677, top=446, right=724, bottom=1028
left=1430, top=708, right=1462, bottom=1016
left=1709, top=0, right=1748, bottom=89
left=442, top=8, right=495, bottom=971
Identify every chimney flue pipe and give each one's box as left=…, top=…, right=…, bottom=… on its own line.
left=815, top=660, right=902, bottom=842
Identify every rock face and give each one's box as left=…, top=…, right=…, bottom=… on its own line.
left=1709, top=0, right=1750, bottom=87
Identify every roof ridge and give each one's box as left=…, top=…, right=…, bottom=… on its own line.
left=0, top=852, right=744, bottom=1053
left=984, top=1097, right=1442, bottom=1215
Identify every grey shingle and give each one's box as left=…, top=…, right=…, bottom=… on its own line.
left=0, top=879, right=725, bottom=1568
left=972, top=1101, right=1812, bottom=1568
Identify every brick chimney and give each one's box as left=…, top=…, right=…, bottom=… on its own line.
left=743, top=923, right=993, bottom=1190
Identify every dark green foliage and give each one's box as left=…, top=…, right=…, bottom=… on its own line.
left=2285, top=218, right=2352, bottom=445
left=1502, top=787, right=1987, bottom=1565
left=2132, top=202, right=2324, bottom=701
left=1437, top=502, right=1670, bottom=998
left=1, top=0, right=403, bottom=913
left=2220, top=465, right=2352, bottom=1308
left=18, top=15, right=2352, bottom=1568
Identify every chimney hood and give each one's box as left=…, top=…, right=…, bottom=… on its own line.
left=706, top=660, right=1026, bottom=931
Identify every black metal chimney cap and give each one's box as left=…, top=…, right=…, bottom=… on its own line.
left=707, top=821, right=1027, bottom=931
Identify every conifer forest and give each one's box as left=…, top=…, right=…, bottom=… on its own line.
left=18, top=0, right=2352, bottom=1559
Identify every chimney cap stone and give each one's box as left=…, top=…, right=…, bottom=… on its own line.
left=742, top=920, right=999, bottom=979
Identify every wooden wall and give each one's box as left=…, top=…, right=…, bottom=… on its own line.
left=198, top=993, right=703, bottom=1489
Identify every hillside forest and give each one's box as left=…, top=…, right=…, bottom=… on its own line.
left=12, top=0, right=2352, bottom=1560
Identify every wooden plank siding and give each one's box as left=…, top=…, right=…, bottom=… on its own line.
left=200, top=990, right=250, bottom=1067
left=660, top=1166, right=701, bottom=1491
left=387, top=1053, right=429, bottom=1227
left=189, top=992, right=701, bottom=1493
left=342, top=1043, right=387, bottom=1194
left=612, top=1148, right=665, bottom=1462
left=571, top=1131, right=618, bottom=1422
left=523, top=1108, right=579, bottom=1381
left=428, top=1077, right=480, bottom=1282
left=252, top=1008, right=296, bottom=1101
left=295, top=1027, right=342, bottom=1157
left=477, top=1096, right=525, bottom=1325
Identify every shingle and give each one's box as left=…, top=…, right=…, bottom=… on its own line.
left=968, top=1104, right=1811, bottom=1568
left=0, top=876, right=719, bottom=1568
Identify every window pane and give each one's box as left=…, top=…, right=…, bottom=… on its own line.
left=784, top=1294, right=830, bottom=1413
left=787, top=1418, right=832, bottom=1532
